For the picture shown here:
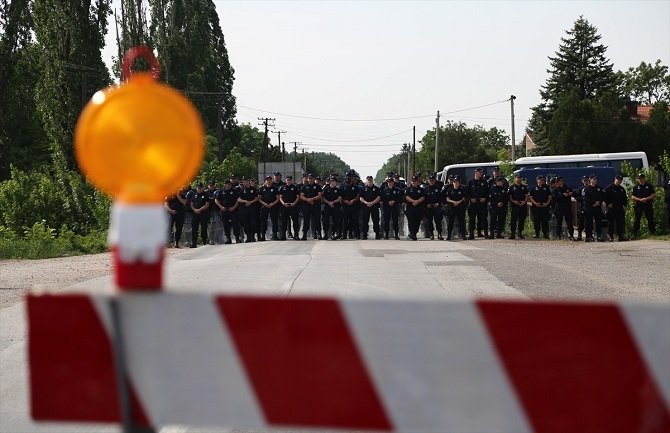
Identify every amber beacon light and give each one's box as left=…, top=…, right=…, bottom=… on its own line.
left=75, top=45, right=204, bottom=290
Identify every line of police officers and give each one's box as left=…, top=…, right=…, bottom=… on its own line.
left=165, top=167, right=669, bottom=247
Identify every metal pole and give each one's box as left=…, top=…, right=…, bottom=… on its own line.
left=434, top=111, right=440, bottom=173
left=509, top=95, right=516, bottom=162
left=110, top=298, right=156, bottom=433
left=412, top=126, right=416, bottom=175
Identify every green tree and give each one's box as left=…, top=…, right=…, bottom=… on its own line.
left=220, top=147, right=257, bottom=181
left=529, top=16, right=618, bottom=154
left=305, top=152, right=351, bottom=179
left=151, top=0, right=236, bottom=155
left=619, top=60, right=670, bottom=105
left=32, top=0, right=112, bottom=172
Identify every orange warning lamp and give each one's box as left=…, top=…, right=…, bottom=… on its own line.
left=75, top=46, right=204, bottom=203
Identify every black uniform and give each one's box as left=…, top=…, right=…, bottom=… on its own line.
left=216, top=186, right=240, bottom=243
left=278, top=183, right=301, bottom=240
left=238, top=186, right=259, bottom=241
left=488, top=184, right=508, bottom=238
left=665, top=179, right=670, bottom=228
left=466, top=177, right=489, bottom=238
left=360, top=184, right=381, bottom=239
left=404, top=183, right=426, bottom=240
left=529, top=183, right=552, bottom=238
left=341, top=182, right=361, bottom=239
left=582, top=184, right=605, bottom=240
left=321, top=185, right=342, bottom=239
left=632, top=182, right=656, bottom=236
left=166, top=192, right=187, bottom=246
left=574, top=181, right=589, bottom=240
left=258, top=184, right=280, bottom=240
left=552, top=184, right=574, bottom=239
left=604, top=183, right=627, bottom=240
left=381, top=185, right=402, bottom=238
left=424, top=182, right=444, bottom=238
left=300, top=183, right=321, bottom=239
left=190, top=190, right=210, bottom=246
left=508, top=183, right=529, bottom=238
left=445, top=184, right=467, bottom=240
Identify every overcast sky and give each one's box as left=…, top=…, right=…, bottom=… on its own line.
left=104, top=0, right=670, bottom=177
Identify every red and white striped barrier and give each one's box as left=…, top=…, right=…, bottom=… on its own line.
left=27, top=293, right=670, bottom=432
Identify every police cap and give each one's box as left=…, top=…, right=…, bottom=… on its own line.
left=614, top=174, right=623, bottom=180
left=366, top=175, right=373, bottom=180
left=557, top=176, right=564, bottom=181
left=581, top=175, right=589, bottom=180
left=224, top=179, right=232, bottom=184
left=315, top=176, right=321, bottom=181
left=196, top=182, right=204, bottom=187
left=475, top=167, right=483, bottom=172
left=514, top=173, right=522, bottom=178
left=286, top=175, right=293, bottom=179
left=536, top=175, right=545, bottom=180
left=307, top=173, right=314, bottom=178
left=241, top=176, right=249, bottom=181
left=496, top=176, right=504, bottom=182
left=264, top=175, right=272, bottom=180
left=387, top=177, right=395, bottom=182
left=411, top=174, right=420, bottom=181
left=274, top=171, right=281, bottom=176
left=453, top=175, right=461, bottom=181
left=637, top=173, right=646, bottom=178
left=492, top=166, right=500, bottom=171
left=330, top=176, right=338, bottom=182
left=428, top=174, right=436, bottom=180
left=230, top=174, right=238, bottom=179
left=302, top=173, right=308, bottom=178
left=207, top=180, right=215, bottom=185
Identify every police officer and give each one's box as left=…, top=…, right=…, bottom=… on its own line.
left=508, top=173, right=528, bottom=239
left=341, top=173, right=361, bottom=239
left=258, top=176, right=280, bottom=241
left=574, top=175, right=589, bottom=241
left=321, top=176, right=342, bottom=240
left=582, top=174, right=605, bottom=242
left=552, top=176, right=574, bottom=240
left=300, top=174, right=321, bottom=240
left=529, top=175, right=552, bottom=239
left=278, top=175, right=301, bottom=241
left=604, top=174, right=627, bottom=242
left=466, top=167, right=489, bottom=239
left=445, top=175, right=467, bottom=241
left=424, top=173, right=444, bottom=240
left=164, top=185, right=188, bottom=247
left=404, top=174, right=426, bottom=240
left=381, top=176, right=402, bottom=239
left=238, top=177, right=259, bottom=243
left=190, top=183, right=210, bottom=247
left=631, top=173, right=656, bottom=238
left=215, top=179, right=241, bottom=244
left=488, top=176, right=508, bottom=239
left=360, top=176, right=382, bottom=239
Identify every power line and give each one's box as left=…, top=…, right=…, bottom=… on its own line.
left=239, top=105, right=433, bottom=122
left=284, top=128, right=411, bottom=143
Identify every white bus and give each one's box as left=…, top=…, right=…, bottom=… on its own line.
left=438, top=152, right=648, bottom=182
left=514, top=151, right=648, bottom=172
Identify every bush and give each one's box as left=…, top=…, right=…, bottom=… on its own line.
left=620, top=159, right=668, bottom=237
left=0, top=222, right=108, bottom=259
left=0, top=165, right=111, bottom=236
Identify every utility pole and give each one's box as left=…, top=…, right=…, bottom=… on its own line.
left=509, top=95, right=516, bottom=162
left=258, top=117, right=275, bottom=180
left=302, top=149, right=306, bottom=173
left=271, top=130, right=286, bottom=163
left=288, top=141, right=302, bottom=177
left=412, top=126, right=416, bottom=176
left=434, top=110, right=440, bottom=173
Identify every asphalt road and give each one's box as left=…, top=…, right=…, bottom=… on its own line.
left=1, top=237, right=669, bottom=433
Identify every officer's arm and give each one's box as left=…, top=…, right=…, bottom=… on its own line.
left=190, top=200, right=198, bottom=212
left=370, top=195, right=381, bottom=206
left=405, top=193, right=414, bottom=204
left=215, top=197, right=225, bottom=210
left=202, top=201, right=210, bottom=211
left=545, top=194, right=552, bottom=206
left=529, top=192, right=539, bottom=206
left=300, top=192, right=307, bottom=203
left=415, top=195, right=426, bottom=205
left=164, top=198, right=172, bottom=212
left=249, top=193, right=259, bottom=204
left=270, top=196, right=279, bottom=207
left=177, top=194, right=188, bottom=205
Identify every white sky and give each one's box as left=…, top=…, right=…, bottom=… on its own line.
left=103, top=0, right=670, bottom=177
